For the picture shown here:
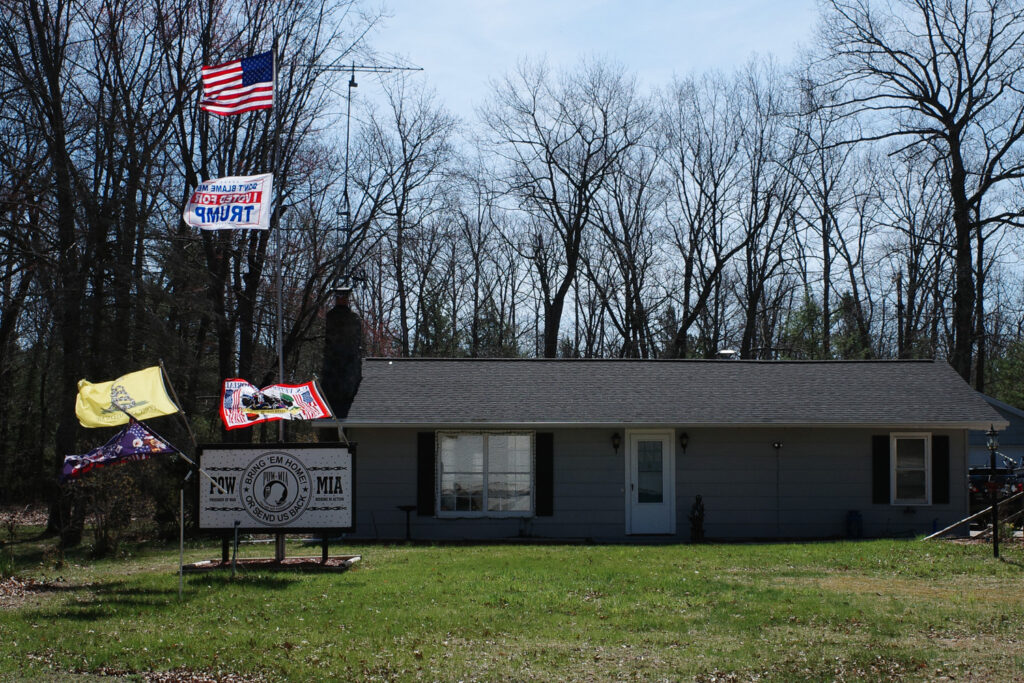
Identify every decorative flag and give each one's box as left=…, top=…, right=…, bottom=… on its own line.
left=76, top=366, right=180, bottom=428
left=183, top=173, right=273, bottom=230
left=220, top=378, right=332, bottom=430
left=200, top=50, right=274, bottom=116
left=61, top=420, right=177, bottom=482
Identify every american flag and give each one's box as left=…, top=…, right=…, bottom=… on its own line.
left=200, top=51, right=274, bottom=116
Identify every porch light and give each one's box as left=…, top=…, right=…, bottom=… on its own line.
left=772, top=440, right=783, bottom=451
left=611, top=432, right=621, bottom=454
left=680, top=432, right=689, bottom=454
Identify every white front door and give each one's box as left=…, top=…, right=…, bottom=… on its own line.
left=625, top=430, right=675, bottom=535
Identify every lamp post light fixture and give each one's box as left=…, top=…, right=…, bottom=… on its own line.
left=611, top=432, right=621, bottom=455
left=986, top=424, right=1000, bottom=559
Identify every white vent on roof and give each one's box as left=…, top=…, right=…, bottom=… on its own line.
left=717, top=348, right=739, bottom=360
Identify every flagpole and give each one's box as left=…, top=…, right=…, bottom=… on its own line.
left=272, top=39, right=286, bottom=445
left=311, top=374, right=346, bottom=445
left=271, top=37, right=287, bottom=564
left=159, top=359, right=198, bottom=449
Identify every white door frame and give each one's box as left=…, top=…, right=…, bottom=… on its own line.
left=624, top=429, right=676, bottom=535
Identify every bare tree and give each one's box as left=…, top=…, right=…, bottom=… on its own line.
left=791, top=74, right=863, bottom=357
left=873, top=149, right=956, bottom=358
left=820, top=0, right=1024, bottom=383
left=661, top=71, right=748, bottom=358
left=585, top=141, right=667, bottom=357
left=362, top=75, right=456, bottom=355
left=481, top=58, right=652, bottom=357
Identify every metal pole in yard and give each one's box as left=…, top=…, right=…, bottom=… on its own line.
left=179, top=487, right=184, bottom=600
left=986, top=426, right=1000, bottom=559
left=232, top=520, right=240, bottom=578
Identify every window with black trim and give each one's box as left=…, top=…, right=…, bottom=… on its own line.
left=891, top=433, right=931, bottom=505
left=437, top=432, right=533, bottom=516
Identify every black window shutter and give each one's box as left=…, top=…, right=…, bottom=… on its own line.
left=872, top=434, right=890, bottom=504
left=416, top=432, right=435, bottom=516
left=932, top=435, right=950, bottom=505
left=535, top=432, right=554, bottom=516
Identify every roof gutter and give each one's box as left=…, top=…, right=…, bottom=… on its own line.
left=326, top=419, right=1008, bottom=431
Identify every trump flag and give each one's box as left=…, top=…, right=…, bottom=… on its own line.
left=183, top=173, right=273, bottom=230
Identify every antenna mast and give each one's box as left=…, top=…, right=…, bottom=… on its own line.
left=331, top=63, right=424, bottom=271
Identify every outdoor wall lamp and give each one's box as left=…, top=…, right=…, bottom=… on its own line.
left=680, top=432, right=689, bottom=454
left=611, top=432, right=621, bottom=455
left=772, top=440, right=783, bottom=451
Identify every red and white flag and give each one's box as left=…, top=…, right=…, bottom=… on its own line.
left=200, top=50, right=274, bottom=116
left=220, top=378, right=332, bottom=430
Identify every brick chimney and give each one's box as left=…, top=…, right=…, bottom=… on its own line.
left=322, top=287, right=362, bottom=418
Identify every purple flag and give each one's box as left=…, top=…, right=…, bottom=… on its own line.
left=61, top=420, right=177, bottom=482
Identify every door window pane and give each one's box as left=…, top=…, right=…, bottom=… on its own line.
left=637, top=440, right=663, bottom=503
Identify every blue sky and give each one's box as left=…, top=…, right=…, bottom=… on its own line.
left=369, top=0, right=821, bottom=118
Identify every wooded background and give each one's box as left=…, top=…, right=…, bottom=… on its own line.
left=3, top=0, right=1024, bottom=543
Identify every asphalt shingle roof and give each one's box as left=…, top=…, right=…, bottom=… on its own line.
left=343, top=358, right=1006, bottom=429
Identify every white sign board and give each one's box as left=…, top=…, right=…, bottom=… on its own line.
left=183, top=173, right=273, bottom=231
left=199, top=444, right=353, bottom=531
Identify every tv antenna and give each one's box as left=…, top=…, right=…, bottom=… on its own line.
left=326, top=63, right=424, bottom=242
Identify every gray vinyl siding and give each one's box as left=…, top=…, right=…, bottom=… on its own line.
left=346, top=426, right=968, bottom=541
left=678, top=428, right=967, bottom=538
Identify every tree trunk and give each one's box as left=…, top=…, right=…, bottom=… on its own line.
left=948, top=147, right=975, bottom=383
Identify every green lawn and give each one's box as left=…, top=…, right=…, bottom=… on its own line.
left=2, top=530, right=1023, bottom=681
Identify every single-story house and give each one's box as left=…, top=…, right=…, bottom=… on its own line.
left=333, top=358, right=1005, bottom=542
left=968, top=394, right=1024, bottom=468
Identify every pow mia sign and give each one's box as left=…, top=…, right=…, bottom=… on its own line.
left=198, top=444, right=354, bottom=531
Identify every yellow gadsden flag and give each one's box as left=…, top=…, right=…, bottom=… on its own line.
left=76, top=366, right=180, bottom=428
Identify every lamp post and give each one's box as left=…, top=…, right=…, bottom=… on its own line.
left=986, top=425, right=999, bottom=559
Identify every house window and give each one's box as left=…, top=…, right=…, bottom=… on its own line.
left=891, top=433, right=931, bottom=505
left=438, top=432, right=533, bottom=517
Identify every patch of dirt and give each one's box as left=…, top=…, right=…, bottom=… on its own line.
left=0, top=504, right=48, bottom=529
left=773, top=574, right=1024, bottom=606
left=0, top=576, right=57, bottom=608
left=183, top=556, right=359, bottom=573
left=140, top=668, right=269, bottom=682
left=945, top=536, right=1023, bottom=546
left=62, top=666, right=268, bottom=682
